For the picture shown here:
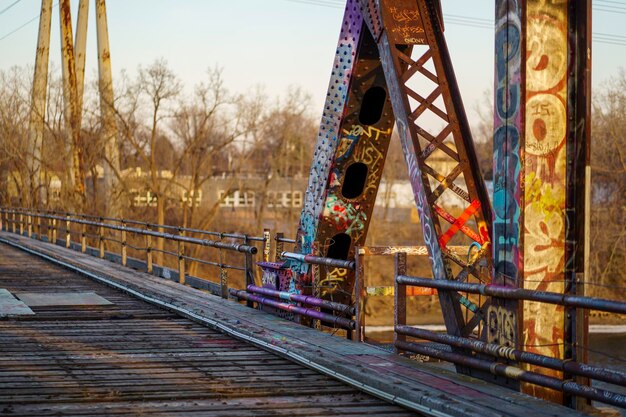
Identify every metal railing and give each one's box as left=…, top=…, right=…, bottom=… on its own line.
left=0, top=208, right=262, bottom=298
left=230, top=235, right=359, bottom=334
left=392, top=251, right=626, bottom=409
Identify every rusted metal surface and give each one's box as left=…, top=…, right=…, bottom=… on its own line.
left=395, top=325, right=626, bottom=388
left=73, top=0, right=88, bottom=117
left=294, top=1, right=496, bottom=360
left=492, top=0, right=592, bottom=404
left=371, top=0, right=494, bottom=343
left=0, top=243, right=414, bottom=417
left=59, top=0, right=85, bottom=205
left=395, top=340, right=625, bottom=409
left=26, top=0, right=53, bottom=207
left=96, top=0, right=121, bottom=217
left=294, top=0, right=395, bottom=305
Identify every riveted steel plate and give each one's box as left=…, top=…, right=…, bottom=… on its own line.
left=16, top=291, right=113, bottom=306
left=0, top=289, right=35, bottom=316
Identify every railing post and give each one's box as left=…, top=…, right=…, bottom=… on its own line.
left=0, top=210, right=4, bottom=232
left=394, top=252, right=407, bottom=354
left=354, top=247, right=364, bottom=343
left=11, top=210, right=16, bottom=234
left=81, top=222, right=86, bottom=253
left=121, top=220, right=127, bottom=266
left=51, top=217, right=57, bottom=244
left=220, top=268, right=228, bottom=299
left=219, top=235, right=228, bottom=299
left=65, top=214, right=71, bottom=248
left=99, top=218, right=105, bottom=258
left=263, top=228, right=271, bottom=263
left=36, top=213, right=42, bottom=240
left=244, top=234, right=254, bottom=307
left=46, top=215, right=52, bottom=243
left=178, top=227, right=186, bottom=284
left=27, top=214, right=32, bottom=238
left=19, top=212, right=24, bottom=235
left=146, top=225, right=153, bottom=273
left=274, top=232, right=284, bottom=262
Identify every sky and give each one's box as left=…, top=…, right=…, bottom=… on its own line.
left=1, top=0, right=625, bottom=125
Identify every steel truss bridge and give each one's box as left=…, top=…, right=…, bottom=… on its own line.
left=1, top=0, right=625, bottom=416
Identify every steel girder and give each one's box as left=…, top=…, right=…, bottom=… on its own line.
left=294, top=0, right=499, bottom=380
left=493, top=0, right=591, bottom=405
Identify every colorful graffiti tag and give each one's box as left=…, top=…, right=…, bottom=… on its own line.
left=522, top=0, right=569, bottom=401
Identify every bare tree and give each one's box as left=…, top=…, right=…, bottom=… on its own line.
left=589, top=70, right=626, bottom=298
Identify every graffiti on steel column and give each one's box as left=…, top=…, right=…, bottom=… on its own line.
left=523, top=0, right=568, bottom=399
left=295, top=0, right=364, bottom=272
left=323, top=195, right=368, bottom=239
left=492, top=2, right=522, bottom=347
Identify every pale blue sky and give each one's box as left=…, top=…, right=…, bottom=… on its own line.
left=1, top=0, right=625, bottom=123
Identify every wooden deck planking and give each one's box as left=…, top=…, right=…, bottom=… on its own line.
left=0, top=241, right=415, bottom=417
left=0, top=232, right=590, bottom=416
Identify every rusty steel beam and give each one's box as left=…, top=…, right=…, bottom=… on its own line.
left=294, top=0, right=395, bottom=306
left=293, top=0, right=500, bottom=380
left=27, top=0, right=53, bottom=207
left=59, top=0, right=86, bottom=207
left=96, top=0, right=121, bottom=217
left=363, top=0, right=496, bottom=379
left=395, top=340, right=626, bottom=409
left=74, top=0, right=89, bottom=119
left=493, top=0, right=592, bottom=405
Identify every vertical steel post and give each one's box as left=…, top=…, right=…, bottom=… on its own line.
left=65, top=214, right=71, bottom=248
left=81, top=222, right=86, bottom=252
left=262, top=228, right=271, bottom=263
left=51, top=217, right=57, bottom=244
left=146, top=225, right=153, bottom=273
left=99, top=219, right=105, bottom=258
left=493, top=0, right=591, bottom=405
left=244, top=234, right=254, bottom=307
left=27, top=0, right=53, bottom=207
left=394, top=252, right=407, bottom=354
left=274, top=232, right=284, bottom=262
left=354, top=247, right=365, bottom=342
left=566, top=0, right=592, bottom=409
left=178, top=228, right=186, bottom=284
left=121, top=220, right=127, bottom=266
left=96, top=0, right=120, bottom=216
left=36, top=213, right=42, bottom=240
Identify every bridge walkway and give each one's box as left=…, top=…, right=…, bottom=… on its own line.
left=0, top=231, right=587, bottom=416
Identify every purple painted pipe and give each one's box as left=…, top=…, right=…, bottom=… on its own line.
left=229, top=289, right=355, bottom=330
left=247, top=285, right=355, bottom=316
